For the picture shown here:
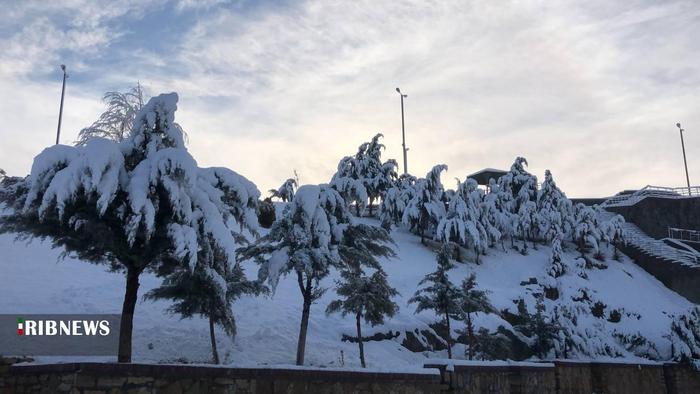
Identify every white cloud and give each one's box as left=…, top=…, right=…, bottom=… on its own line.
left=1, top=0, right=699, bottom=197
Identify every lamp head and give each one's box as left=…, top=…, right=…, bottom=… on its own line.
left=60, top=64, right=66, bottom=71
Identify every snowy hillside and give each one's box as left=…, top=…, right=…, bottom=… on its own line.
left=0, top=217, right=692, bottom=369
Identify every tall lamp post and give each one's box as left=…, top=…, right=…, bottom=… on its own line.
left=56, top=64, right=68, bottom=145
left=676, top=123, right=691, bottom=195
left=396, top=87, right=408, bottom=175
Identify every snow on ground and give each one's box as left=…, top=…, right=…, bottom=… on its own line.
left=0, top=217, right=692, bottom=370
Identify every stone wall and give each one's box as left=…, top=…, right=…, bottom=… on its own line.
left=607, top=197, right=700, bottom=239
left=0, top=362, right=444, bottom=394
left=2, top=359, right=700, bottom=393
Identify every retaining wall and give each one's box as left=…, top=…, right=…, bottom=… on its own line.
left=2, top=359, right=700, bottom=393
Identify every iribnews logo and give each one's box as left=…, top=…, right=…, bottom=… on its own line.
left=16, top=316, right=111, bottom=336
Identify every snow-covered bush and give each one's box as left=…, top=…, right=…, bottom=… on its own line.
left=670, top=307, right=700, bottom=368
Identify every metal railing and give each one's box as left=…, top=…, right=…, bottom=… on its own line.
left=601, top=185, right=700, bottom=208
left=669, top=227, right=700, bottom=243
left=597, top=211, right=699, bottom=266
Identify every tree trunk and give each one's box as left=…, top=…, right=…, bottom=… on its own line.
left=118, top=267, right=140, bottom=363
left=467, top=311, right=474, bottom=360
left=296, top=272, right=313, bottom=366
left=356, top=312, right=366, bottom=368
left=356, top=203, right=361, bottom=217
left=209, top=316, right=220, bottom=364
left=445, top=312, right=453, bottom=359
left=368, top=198, right=374, bottom=217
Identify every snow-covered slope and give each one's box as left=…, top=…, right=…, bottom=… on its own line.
left=0, top=217, right=692, bottom=369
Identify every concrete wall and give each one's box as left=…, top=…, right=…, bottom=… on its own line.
left=607, top=197, right=700, bottom=239
left=2, top=359, right=700, bottom=393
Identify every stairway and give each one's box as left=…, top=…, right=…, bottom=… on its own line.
left=599, top=210, right=699, bottom=267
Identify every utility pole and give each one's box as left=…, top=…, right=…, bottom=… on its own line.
left=56, top=64, right=68, bottom=145
left=676, top=123, right=691, bottom=195
left=396, top=87, right=408, bottom=174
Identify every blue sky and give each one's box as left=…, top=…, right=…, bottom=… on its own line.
left=1, top=0, right=699, bottom=197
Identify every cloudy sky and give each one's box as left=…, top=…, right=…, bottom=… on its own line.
left=1, top=0, right=698, bottom=197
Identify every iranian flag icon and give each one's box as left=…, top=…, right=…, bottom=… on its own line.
left=17, top=317, right=23, bottom=336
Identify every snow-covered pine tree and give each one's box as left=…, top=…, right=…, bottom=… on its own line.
left=458, top=273, right=494, bottom=360
left=484, top=178, right=517, bottom=249
left=499, top=157, right=538, bottom=214
left=403, top=164, right=448, bottom=244
left=326, top=268, right=399, bottom=367
left=670, top=307, right=700, bottom=368
left=536, top=170, right=574, bottom=242
left=76, top=83, right=147, bottom=145
left=269, top=177, right=297, bottom=202
left=330, top=134, right=397, bottom=217
left=435, top=178, right=485, bottom=262
left=529, top=295, right=559, bottom=359
left=238, top=184, right=395, bottom=365
left=0, top=93, right=260, bottom=363
left=517, top=201, right=538, bottom=253
left=602, top=214, right=626, bottom=259
left=573, top=203, right=603, bottom=257
left=409, top=243, right=461, bottom=359
left=379, top=173, right=417, bottom=231
left=548, top=234, right=566, bottom=278
left=145, top=250, right=265, bottom=364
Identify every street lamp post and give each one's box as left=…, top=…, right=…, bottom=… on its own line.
left=56, top=64, right=68, bottom=145
left=676, top=123, right=691, bottom=195
left=396, top=87, right=408, bottom=175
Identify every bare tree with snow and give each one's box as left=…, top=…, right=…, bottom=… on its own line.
left=76, top=84, right=147, bottom=145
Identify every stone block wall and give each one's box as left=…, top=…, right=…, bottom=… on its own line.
left=2, top=358, right=700, bottom=393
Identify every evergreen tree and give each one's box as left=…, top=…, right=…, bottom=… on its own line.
left=499, top=157, right=538, bottom=214
left=517, top=201, right=538, bottom=252
left=330, top=134, right=397, bottom=216
left=238, top=184, right=395, bottom=365
left=602, top=214, right=626, bottom=259
left=409, top=244, right=461, bottom=358
left=379, top=174, right=416, bottom=231
left=573, top=203, right=603, bottom=256
left=146, top=250, right=264, bottom=364
left=458, top=273, right=494, bottom=360
left=484, top=179, right=517, bottom=249
left=326, top=268, right=399, bottom=367
left=403, top=165, right=448, bottom=244
left=548, top=234, right=566, bottom=278
left=536, top=170, right=574, bottom=242
left=670, top=307, right=700, bottom=368
left=436, top=178, right=485, bottom=262
left=0, top=93, right=259, bottom=362
left=530, top=296, right=559, bottom=359
left=269, top=177, right=298, bottom=202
